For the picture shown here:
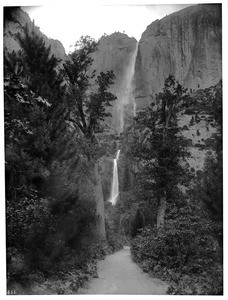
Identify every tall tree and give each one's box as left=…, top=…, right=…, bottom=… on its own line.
left=63, top=36, right=117, bottom=237
left=129, top=75, right=189, bottom=229
left=16, top=24, right=68, bottom=160
left=195, top=81, right=223, bottom=221
left=4, top=24, right=70, bottom=199
left=64, top=37, right=116, bottom=140
left=16, top=24, right=65, bottom=103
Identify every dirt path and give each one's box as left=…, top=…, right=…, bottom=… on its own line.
left=78, top=247, right=168, bottom=295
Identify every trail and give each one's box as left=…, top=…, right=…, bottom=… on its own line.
left=78, top=247, right=168, bottom=295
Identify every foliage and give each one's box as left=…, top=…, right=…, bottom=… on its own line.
left=4, top=28, right=67, bottom=288
left=192, top=81, right=222, bottom=221
left=131, top=200, right=222, bottom=294
left=120, top=76, right=191, bottom=236
left=63, top=36, right=117, bottom=141
left=17, top=25, right=64, bottom=97
left=130, top=75, right=189, bottom=195
left=193, top=151, right=222, bottom=221
left=105, top=222, right=126, bottom=253
left=129, top=79, right=223, bottom=295
left=4, top=52, right=52, bottom=200
left=8, top=236, right=107, bottom=294
left=6, top=189, right=97, bottom=276
left=104, top=201, right=128, bottom=252
left=130, top=209, right=144, bottom=238
left=4, top=23, right=70, bottom=202
left=5, top=27, right=116, bottom=293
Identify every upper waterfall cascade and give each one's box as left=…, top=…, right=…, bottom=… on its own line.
left=117, top=42, right=139, bottom=132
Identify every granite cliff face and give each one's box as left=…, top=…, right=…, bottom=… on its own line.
left=4, top=7, right=66, bottom=60
left=91, top=33, right=137, bottom=134
left=134, top=4, right=222, bottom=111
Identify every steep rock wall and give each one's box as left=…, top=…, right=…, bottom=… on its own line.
left=4, top=7, right=66, bottom=60
left=91, top=33, right=137, bottom=134
left=134, top=4, right=222, bottom=111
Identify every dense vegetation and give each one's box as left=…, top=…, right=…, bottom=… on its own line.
left=4, top=24, right=118, bottom=294
left=120, top=77, right=223, bottom=295
left=5, top=17, right=223, bottom=296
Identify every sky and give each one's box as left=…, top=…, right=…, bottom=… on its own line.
left=22, top=1, right=195, bottom=54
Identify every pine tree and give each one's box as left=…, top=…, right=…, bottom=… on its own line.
left=17, top=24, right=64, bottom=103
left=4, top=24, right=71, bottom=199
left=63, top=36, right=117, bottom=237
left=130, top=75, right=190, bottom=229
left=63, top=36, right=117, bottom=143
left=196, top=81, right=223, bottom=221
left=16, top=24, right=68, bottom=161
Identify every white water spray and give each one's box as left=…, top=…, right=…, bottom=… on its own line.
left=117, top=42, right=139, bottom=131
left=108, top=150, right=120, bottom=206
left=128, top=42, right=138, bottom=118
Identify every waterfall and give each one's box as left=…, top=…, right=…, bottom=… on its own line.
left=108, top=43, right=138, bottom=206
left=108, top=150, right=120, bottom=206
left=118, top=42, right=139, bottom=132
left=128, top=42, right=138, bottom=118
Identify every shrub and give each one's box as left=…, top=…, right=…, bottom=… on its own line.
left=6, top=195, right=56, bottom=286
left=131, top=202, right=223, bottom=294
left=6, top=188, right=99, bottom=283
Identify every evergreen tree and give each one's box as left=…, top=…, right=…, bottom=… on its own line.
left=15, top=25, right=68, bottom=161
left=63, top=36, right=117, bottom=237
left=63, top=36, right=117, bottom=143
left=4, top=23, right=72, bottom=208
left=195, top=81, right=223, bottom=221
left=4, top=49, right=52, bottom=199
left=129, top=75, right=190, bottom=229
left=17, top=24, right=65, bottom=104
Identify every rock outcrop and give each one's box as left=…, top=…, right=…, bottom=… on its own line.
left=4, top=7, right=66, bottom=60
left=134, top=4, right=222, bottom=111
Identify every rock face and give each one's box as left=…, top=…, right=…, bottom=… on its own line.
left=91, top=33, right=137, bottom=134
left=134, top=4, right=222, bottom=111
left=4, top=7, right=66, bottom=60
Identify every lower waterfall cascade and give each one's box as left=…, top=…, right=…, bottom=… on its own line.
left=108, top=150, right=121, bottom=206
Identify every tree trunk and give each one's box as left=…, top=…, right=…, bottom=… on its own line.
left=94, top=161, right=106, bottom=239
left=157, top=190, right=167, bottom=229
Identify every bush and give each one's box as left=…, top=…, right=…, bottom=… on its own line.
left=131, top=203, right=223, bottom=295
left=6, top=188, right=99, bottom=284
left=105, top=205, right=126, bottom=252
